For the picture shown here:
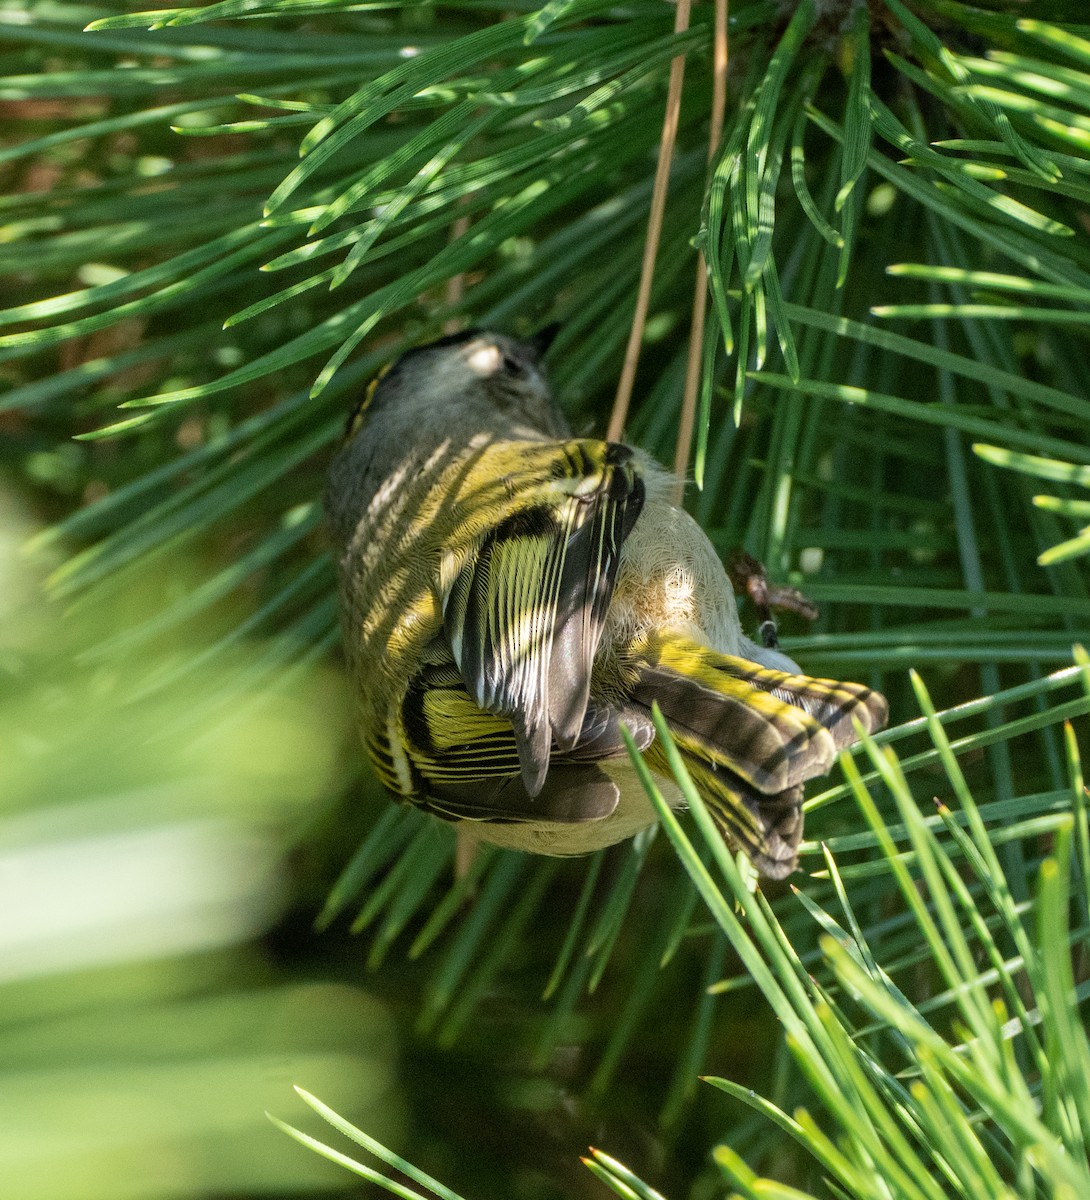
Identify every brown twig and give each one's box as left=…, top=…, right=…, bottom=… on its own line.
left=672, top=260, right=709, bottom=504
left=672, top=0, right=729, bottom=503
left=447, top=216, right=473, bottom=877
left=607, top=0, right=693, bottom=442
left=443, top=213, right=472, bottom=334
left=455, top=828, right=478, bottom=881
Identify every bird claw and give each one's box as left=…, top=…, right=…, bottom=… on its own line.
left=728, top=551, right=820, bottom=650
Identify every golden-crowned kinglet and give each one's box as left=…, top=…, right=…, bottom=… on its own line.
left=326, top=329, right=887, bottom=879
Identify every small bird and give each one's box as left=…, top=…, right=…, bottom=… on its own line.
left=326, top=329, right=887, bottom=879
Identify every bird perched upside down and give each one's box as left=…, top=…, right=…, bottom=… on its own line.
left=326, top=329, right=887, bottom=879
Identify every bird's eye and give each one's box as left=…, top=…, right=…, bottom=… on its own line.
left=502, top=354, right=525, bottom=376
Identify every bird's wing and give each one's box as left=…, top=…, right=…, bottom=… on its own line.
left=631, top=635, right=887, bottom=793
left=629, top=634, right=888, bottom=878
left=440, top=440, right=644, bottom=797
left=387, top=654, right=655, bottom=826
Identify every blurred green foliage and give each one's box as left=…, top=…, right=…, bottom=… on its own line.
left=0, top=490, right=402, bottom=1199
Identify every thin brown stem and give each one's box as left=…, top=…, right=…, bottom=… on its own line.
left=607, top=0, right=693, bottom=442
left=454, top=828, right=477, bottom=880
left=672, top=259, right=709, bottom=502
left=443, top=214, right=472, bottom=334
left=672, top=0, right=729, bottom=503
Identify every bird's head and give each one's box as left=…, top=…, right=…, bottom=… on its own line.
left=345, top=326, right=563, bottom=441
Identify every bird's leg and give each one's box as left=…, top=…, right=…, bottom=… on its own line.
left=729, top=552, right=820, bottom=650
left=455, top=828, right=479, bottom=879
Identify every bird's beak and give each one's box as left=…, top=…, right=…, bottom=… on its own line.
left=527, top=322, right=561, bottom=361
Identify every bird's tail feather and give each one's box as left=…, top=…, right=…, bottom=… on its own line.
left=628, top=635, right=887, bottom=879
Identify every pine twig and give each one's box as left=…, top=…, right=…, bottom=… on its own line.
left=672, top=0, right=729, bottom=503
left=443, top=214, right=472, bottom=334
